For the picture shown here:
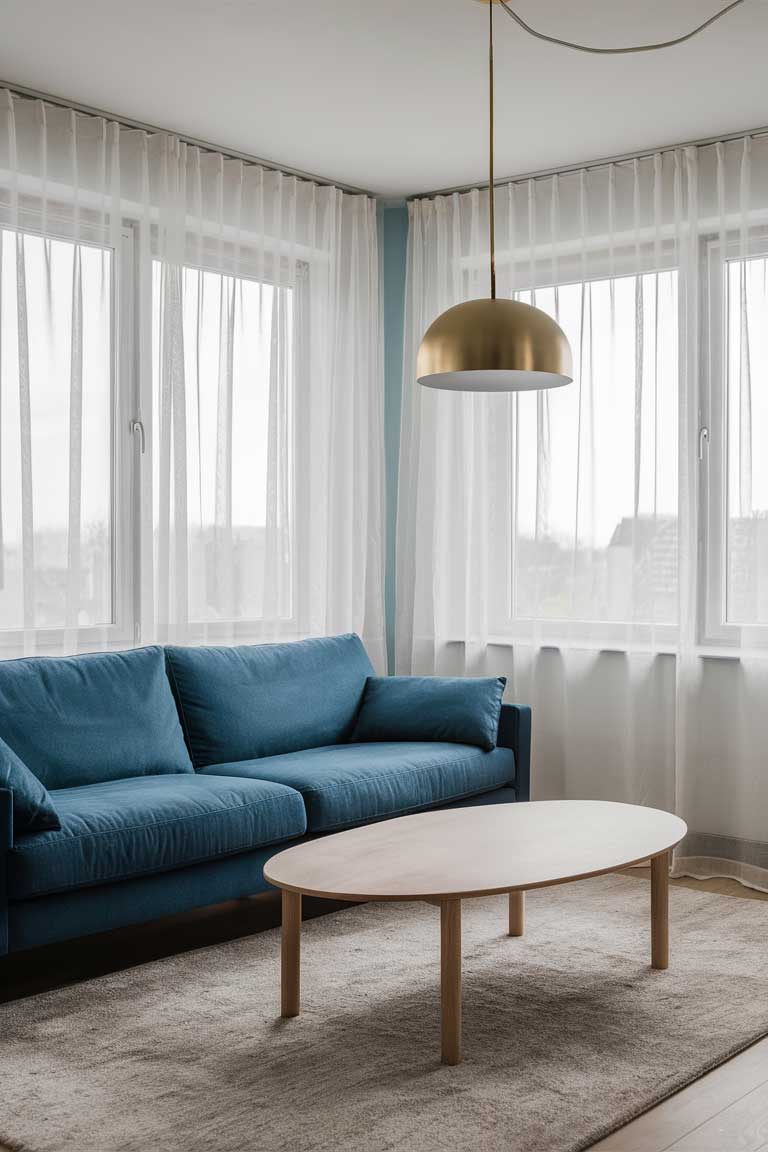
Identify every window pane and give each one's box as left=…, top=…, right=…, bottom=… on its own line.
left=726, top=257, right=768, bottom=625
left=153, top=264, right=293, bottom=624
left=513, top=271, right=679, bottom=625
left=0, top=231, right=113, bottom=631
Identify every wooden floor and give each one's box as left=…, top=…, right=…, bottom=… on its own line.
left=0, top=870, right=765, bottom=1152
left=592, top=870, right=768, bottom=1152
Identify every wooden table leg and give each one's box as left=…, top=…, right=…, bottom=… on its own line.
left=508, top=890, right=525, bottom=937
left=441, top=898, right=462, bottom=1065
left=281, top=889, right=301, bottom=1017
left=651, top=851, right=669, bottom=970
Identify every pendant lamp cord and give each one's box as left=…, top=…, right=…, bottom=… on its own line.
left=498, top=0, right=747, bottom=55
left=484, top=0, right=747, bottom=300
left=489, top=0, right=496, bottom=299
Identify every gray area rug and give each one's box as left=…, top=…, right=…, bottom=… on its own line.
left=1, top=874, right=768, bottom=1152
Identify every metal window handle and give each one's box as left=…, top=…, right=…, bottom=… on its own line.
left=130, top=418, right=146, bottom=454
left=698, top=426, right=710, bottom=461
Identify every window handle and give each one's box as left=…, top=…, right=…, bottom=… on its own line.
left=698, top=426, right=710, bottom=461
left=130, top=418, right=146, bottom=455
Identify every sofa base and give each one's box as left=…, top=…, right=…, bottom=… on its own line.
left=7, top=844, right=282, bottom=953
left=6, top=786, right=519, bottom=953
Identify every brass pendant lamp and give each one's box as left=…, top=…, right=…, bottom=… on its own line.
left=416, top=0, right=748, bottom=392
left=417, top=0, right=572, bottom=392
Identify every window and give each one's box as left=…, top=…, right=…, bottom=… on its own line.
left=0, top=227, right=122, bottom=640
left=509, top=270, right=679, bottom=634
left=500, top=235, right=768, bottom=651
left=704, top=238, right=768, bottom=646
left=152, top=261, right=296, bottom=630
left=0, top=223, right=300, bottom=649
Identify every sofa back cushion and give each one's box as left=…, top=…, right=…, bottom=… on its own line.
left=0, top=646, right=193, bottom=789
left=165, top=634, right=374, bottom=767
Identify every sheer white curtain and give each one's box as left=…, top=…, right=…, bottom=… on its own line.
left=0, top=91, right=385, bottom=666
left=398, top=138, right=768, bottom=890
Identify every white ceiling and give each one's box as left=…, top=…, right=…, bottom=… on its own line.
left=2, top=0, right=766, bottom=197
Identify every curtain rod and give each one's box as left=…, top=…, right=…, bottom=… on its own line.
left=411, top=122, right=768, bottom=201
left=6, top=77, right=767, bottom=204
left=0, top=78, right=375, bottom=199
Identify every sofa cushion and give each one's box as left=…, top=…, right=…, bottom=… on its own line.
left=8, top=774, right=306, bottom=900
left=351, top=675, right=506, bottom=751
left=202, top=742, right=516, bottom=833
left=166, top=634, right=374, bottom=768
left=0, top=647, right=193, bottom=789
left=0, top=735, right=60, bottom=833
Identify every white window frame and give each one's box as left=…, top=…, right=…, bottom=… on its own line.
left=482, top=243, right=682, bottom=651
left=0, top=216, right=137, bottom=655
left=0, top=209, right=316, bottom=654
left=153, top=243, right=309, bottom=643
left=700, top=230, right=768, bottom=650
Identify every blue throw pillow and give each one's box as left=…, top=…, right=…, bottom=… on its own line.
left=0, top=735, right=60, bottom=833
left=351, top=676, right=506, bottom=751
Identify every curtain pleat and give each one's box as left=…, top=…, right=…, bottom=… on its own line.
left=65, top=242, right=83, bottom=637
left=15, top=230, right=34, bottom=647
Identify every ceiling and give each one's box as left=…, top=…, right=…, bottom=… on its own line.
left=1, top=0, right=765, bottom=197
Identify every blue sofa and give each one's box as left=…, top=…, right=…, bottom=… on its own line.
left=0, top=634, right=530, bottom=955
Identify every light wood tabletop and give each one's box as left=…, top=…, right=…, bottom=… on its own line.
left=264, top=800, right=687, bottom=901
left=264, top=800, right=687, bottom=1066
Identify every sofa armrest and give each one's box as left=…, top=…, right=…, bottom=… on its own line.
left=0, top=787, right=11, bottom=956
left=497, top=704, right=531, bottom=802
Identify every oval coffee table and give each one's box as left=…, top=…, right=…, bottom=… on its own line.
left=264, top=800, right=687, bottom=1065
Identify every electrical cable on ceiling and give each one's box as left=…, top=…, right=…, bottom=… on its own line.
left=498, top=0, right=747, bottom=54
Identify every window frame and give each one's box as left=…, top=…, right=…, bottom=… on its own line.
left=0, top=216, right=136, bottom=655
left=151, top=245, right=309, bottom=642
left=700, top=230, right=768, bottom=650
left=484, top=246, right=682, bottom=650
left=483, top=227, right=768, bottom=656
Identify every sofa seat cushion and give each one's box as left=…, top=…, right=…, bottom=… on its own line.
left=202, top=742, right=516, bottom=833
left=8, top=774, right=306, bottom=900
left=165, top=634, right=374, bottom=768
left=0, top=646, right=193, bottom=789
